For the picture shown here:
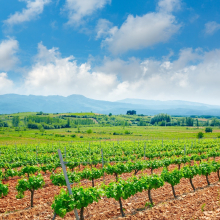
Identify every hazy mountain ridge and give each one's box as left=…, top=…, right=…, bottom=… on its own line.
left=0, top=94, right=220, bottom=116
left=118, top=98, right=220, bottom=109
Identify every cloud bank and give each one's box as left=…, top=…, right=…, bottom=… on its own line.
left=0, top=42, right=215, bottom=105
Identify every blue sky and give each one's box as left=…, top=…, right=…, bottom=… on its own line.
left=0, top=0, right=220, bottom=104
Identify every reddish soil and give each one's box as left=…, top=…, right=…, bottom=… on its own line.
left=0, top=161, right=220, bottom=220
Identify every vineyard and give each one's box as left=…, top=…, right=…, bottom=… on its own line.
left=1, top=139, right=220, bottom=219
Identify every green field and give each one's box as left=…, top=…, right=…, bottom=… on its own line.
left=0, top=112, right=220, bottom=145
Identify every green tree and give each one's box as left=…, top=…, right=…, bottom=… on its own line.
left=205, top=127, right=212, bottom=133
left=150, top=114, right=171, bottom=125
left=211, top=118, right=219, bottom=126
left=186, top=117, right=194, bottom=126
left=139, top=120, right=147, bottom=126
left=0, top=119, right=8, bottom=128
left=66, top=118, right=71, bottom=128
left=197, top=132, right=204, bottom=139
left=12, top=116, right=20, bottom=127
left=196, top=119, right=199, bottom=127
left=181, top=118, right=185, bottom=126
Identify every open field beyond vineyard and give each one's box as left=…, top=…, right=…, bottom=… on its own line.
left=0, top=126, right=220, bottom=145
left=0, top=112, right=220, bottom=145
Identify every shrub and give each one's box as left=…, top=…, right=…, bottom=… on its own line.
left=124, top=130, right=131, bottom=135
left=205, top=127, right=212, bottom=133
left=71, top=134, right=76, bottom=138
left=86, top=129, right=92, bottom=134
left=38, top=124, right=45, bottom=133
left=80, top=136, right=83, bottom=138
left=0, top=181, right=9, bottom=197
left=16, top=174, right=45, bottom=207
left=197, top=132, right=204, bottom=139
left=113, top=132, right=119, bottom=135
left=55, top=134, right=65, bottom=137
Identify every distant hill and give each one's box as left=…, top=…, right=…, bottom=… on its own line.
left=118, top=98, right=220, bottom=109
left=0, top=94, right=220, bottom=116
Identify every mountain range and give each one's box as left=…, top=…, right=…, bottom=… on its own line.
left=0, top=94, right=220, bottom=116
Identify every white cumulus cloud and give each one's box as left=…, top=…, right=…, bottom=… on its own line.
left=0, top=72, right=14, bottom=94
left=63, top=0, right=111, bottom=26
left=7, top=42, right=220, bottom=105
left=4, top=0, right=51, bottom=26
left=0, top=38, right=19, bottom=71
left=24, top=42, right=118, bottom=97
left=99, top=0, right=181, bottom=54
left=205, top=21, right=220, bottom=35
